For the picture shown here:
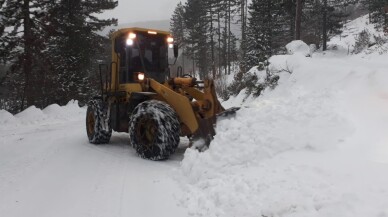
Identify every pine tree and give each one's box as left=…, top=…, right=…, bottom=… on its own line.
left=224, top=0, right=240, bottom=75
left=0, top=0, right=117, bottom=111
left=183, top=0, right=210, bottom=79
left=170, top=2, right=187, bottom=75
left=303, top=0, right=351, bottom=50
left=205, top=0, right=220, bottom=78
left=367, top=0, right=388, bottom=30
left=45, top=0, right=117, bottom=105
left=171, top=2, right=186, bottom=48
left=245, top=0, right=284, bottom=69
left=0, top=0, right=52, bottom=111
left=295, top=0, right=303, bottom=40
left=239, top=0, right=249, bottom=75
left=171, top=0, right=244, bottom=78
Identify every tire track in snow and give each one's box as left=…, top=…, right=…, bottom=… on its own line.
left=0, top=119, right=189, bottom=217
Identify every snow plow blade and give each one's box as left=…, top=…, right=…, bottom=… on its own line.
left=191, top=107, right=240, bottom=151
left=217, top=107, right=240, bottom=120
left=147, top=77, right=239, bottom=151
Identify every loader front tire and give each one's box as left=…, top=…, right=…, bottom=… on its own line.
left=86, top=99, right=112, bottom=144
left=129, top=100, right=180, bottom=160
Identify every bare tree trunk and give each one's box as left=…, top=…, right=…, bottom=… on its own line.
left=182, top=47, right=185, bottom=73
left=218, top=11, right=221, bottom=77
left=181, top=19, right=185, bottom=73
left=368, top=0, right=371, bottom=20
left=227, top=0, right=231, bottom=75
left=192, top=49, right=195, bottom=77
left=295, top=0, right=302, bottom=40
left=322, top=0, right=328, bottom=51
left=224, top=11, right=227, bottom=75
left=240, top=0, right=246, bottom=74
left=241, top=0, right=244, bottom=40
left=210, top=6, right=215, bottom=78
left=22, top=0, right=33, bottom=110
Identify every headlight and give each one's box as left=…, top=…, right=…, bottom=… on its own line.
left=138, top=73, right=145, bottom=81
left=126, top=33, right=136, bottom=46
left=167, top=37, right=174, bottom=43
left=126, top=38, right=134, bottom=46
left=129, top=33, right=136, bottom=39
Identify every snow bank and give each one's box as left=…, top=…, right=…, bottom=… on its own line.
left=43, top=100, right=85, bottom=120
left=286, top=40, right=310, bottom=56
left=178, top=64, right=355, bottom=216
left=0, top=110, right=15, bottom=125
left=221, top=53, right=298, bottom=108
left=0, top=100, right=85, bottom=129
left=176, top=16, right=388, bottom=217
left=222, top=66, right=273, bottom=108
left=15, top=106, right=47, bottom=124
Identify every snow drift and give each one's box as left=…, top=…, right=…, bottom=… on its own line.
left=176, top=16, right=388, bottom=217
left=0, top=100, right=85, bottom=130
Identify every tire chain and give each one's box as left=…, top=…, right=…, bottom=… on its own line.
left=129, top=100, right=180, bottom=160
left=87, top=99, right=112, bottom=144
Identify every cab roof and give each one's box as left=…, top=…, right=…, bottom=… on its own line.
left=111, top=27, right=171, bottom=39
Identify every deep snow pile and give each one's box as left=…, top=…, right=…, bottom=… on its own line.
left=286, top=40, right=311, bottom=56
left=0, top=100, right=85, bottom=129
left=176, top=17, right=388, bottom=217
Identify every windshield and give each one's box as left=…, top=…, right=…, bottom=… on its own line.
left=117, top=32, right=168, bottom=83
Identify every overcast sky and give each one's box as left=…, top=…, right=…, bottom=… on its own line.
left=100, top=0, right=186, bottom=24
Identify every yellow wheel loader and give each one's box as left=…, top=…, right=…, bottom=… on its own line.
left=86, top=27, right=239, bottom=160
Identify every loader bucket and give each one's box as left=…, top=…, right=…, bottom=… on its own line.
left=193, top=106, right=240, bottom=150
left=147, top=77, right=239, bottom=150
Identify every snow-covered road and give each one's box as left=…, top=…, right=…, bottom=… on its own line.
left=0, top=118, right=189, bottom=217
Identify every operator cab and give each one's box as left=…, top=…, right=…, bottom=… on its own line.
left=114, top=28, right=175, bottom=83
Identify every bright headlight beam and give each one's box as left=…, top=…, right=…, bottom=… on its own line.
left=126, top=38, right=134, bottom=46
left=129, top=33, right=136, bottom=39
left=138, top=73, right=145, bottom=81
left=167, top=37, right=174, bottom=43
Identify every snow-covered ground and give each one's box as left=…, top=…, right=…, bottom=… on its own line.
left=1, top=15, right=388, bottom=217
left=329, top=14, right=388, bottom=57
left=0, top=102, right=189, bottom=217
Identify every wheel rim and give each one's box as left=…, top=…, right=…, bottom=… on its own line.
left=87, top=111, right=95, bottom=136
left=136, top=115, right=157, bottom=150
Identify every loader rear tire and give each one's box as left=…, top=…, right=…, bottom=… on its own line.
left=86, top=99, right=112, bottom=144
left=129, top=100, right=180, bottom=160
